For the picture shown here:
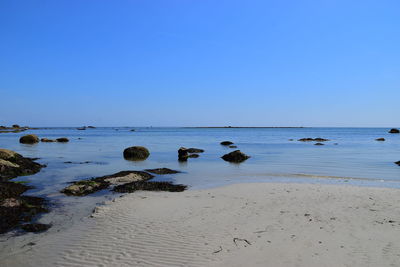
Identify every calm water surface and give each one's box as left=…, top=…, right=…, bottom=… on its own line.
left=0, top=127, right=399, bottom=248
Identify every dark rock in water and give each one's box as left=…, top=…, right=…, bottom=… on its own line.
left=123, top=146, right=150, bottom=161
left=229, top=145, right=237, bottom=148
left=77, top=127, right=86, bottom=130
left=375, top=138, right=385, bottom=141
left=178, top=147, right=189, bottom=161
left=188, top=153, right=199, bottom=158
left=130, top=129, right=136, bottom=132
left=298, top=138, right=330, bottom=142
left=113, top=181, right=187, bottom=193
left=186, top=148, right=204, bottom=153
left=41, top=138, right=55, bottom=142
left=19, top=134, right=39, bottom=144
left=395, top=161, right=400, bottom=166
left=87, top=126, right=96, bottom=129
left=21, top=223, right=51, bottom=233
left=61, top=171, right=154, bottom=196
left=220, top=141, right=234, bottom=146
left=56, top=137, right=69, bottom=143
left=221, top=150, right=250, bottom=163
left=0, top=181, right=31, bottom=199
left=389, top=128, right=400, bottom=134
left=314, top=143, right=325, bottom=146
left=145, top=168, right=180, bottom=175
left=0, top=149, right=45, bottom=181
left=12, top=124, right=20, bottom=128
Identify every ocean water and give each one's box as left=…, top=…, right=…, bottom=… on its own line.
left=0, top=127, right=400, bottom=242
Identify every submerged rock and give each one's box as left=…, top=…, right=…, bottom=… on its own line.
left=87, top=126, right=96, bottom=129
left=221, top=150, right=250, bottom=163
left=389, top=128, right=400, bottom=134
left=41, top=138, right=55, bottom=142
left=0, top=149, right=44, bottom=181
left=314, top=143, right=325, bottom=146
left=375, top=138, right=385, bottom=141
left=113, top=181, right=187, bottom=193
left=123, top=146, right=150, bottom=161
left=145, top=168, right=181, bottom=175
left=186, top=148, right=204, bottom=153
left=188, top=154, right=199, bottom=158
left=56, top=137, right=69, bottom=143
left=220, top=141, right=234, bottom=146
left=20, top=223, right=51, bottom=233
left=61, top=171, right=154, bottom=196
left=229, top=145, right=237, bottom=148
left=19, top=134, right=39, bottom=144
left=298, top=138, right=330, bottom=142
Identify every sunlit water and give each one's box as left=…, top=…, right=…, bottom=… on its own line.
left=1, top=127, right=399, bottom=250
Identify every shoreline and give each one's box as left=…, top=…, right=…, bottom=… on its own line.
left=2, top=182, right=400, bottom=266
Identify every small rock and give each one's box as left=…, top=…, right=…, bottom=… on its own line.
left=395, top=161, right=400, bottom=166
left=220, top=141, right=234, bottom=146
left=314, top=143, right=324, bottom=146
left=221, top=150, right=250, bottom=163
left=389, top=128, right=400, bottom=134
left=145, top=168, right=180, bottom=174
left=19, top=134, right=39, bottom=144
left=56, top=138, right=69, bottom=143
left=229, top=145, right=237, bottom=148
left=186, top=148, right=204, bottom=153
left=375, top=138, right=385, bottom=141
left=41, top=138, right=55, bottom=142
left=178, top=147, right=189, bottom=161
left=123, top=146, right=150, bottom=161
left=188, top=153, right=199, bottom=158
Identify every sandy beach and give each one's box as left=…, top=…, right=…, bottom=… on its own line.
left=1, top=182, right=400, bottom=267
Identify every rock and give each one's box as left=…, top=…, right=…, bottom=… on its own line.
left=314, top=143, right=325, bottom=146
left=145, top=168, right=181, bottom=175
left=188, top=153, right=199, bottom=158
left=77, top=127, right=86, bottom=130
left=288, top=139, right=294, bottom=141
left=123, top=146, right=150, bottom=161
left=389, top=128, right=400, bottom=134
left=375, top=138, right=385, bottom=141
left=298, top=138, right=330, bottom=142
left=12, top=124, right=20, bottom=128
left=221, top=150, right=250, bottom=163
left=61, top=180, right=110, bottom=196
left=0, top=149, right=44, bottom=181
left=220, top=141, right=234, bottom=146
left=61, top=171, right=154, bottom=196
left=21, top=223, right=51, bottom=233
left=395, top=161, right=400, bottom=166
left=229, top=145, right=237, bottom=148
left=56, top=137, right=69, bottom=142
left=113, top=181, right=187, bottom=193
left=130, top=129, right=136, bottom=132
left=19, top=134, right=39, bottom=144
left=178, top=147, right=189, bottom=161
left=186, top=148, right=204, bottom=153
left=41, top=138, right=55, bottom=142
left=87, top=126, right=96, bottom=129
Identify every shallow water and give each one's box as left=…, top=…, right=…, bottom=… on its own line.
left=0, top=127, right=399, bottom=249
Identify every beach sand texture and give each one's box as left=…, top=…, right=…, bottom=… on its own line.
left=2, top=183, right=400, bottom=267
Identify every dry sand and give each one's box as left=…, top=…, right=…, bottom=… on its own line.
left=2, top=182, right=400, bottom=267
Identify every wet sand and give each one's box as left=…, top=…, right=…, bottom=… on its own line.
left=2, top=182, right=400, bottom=266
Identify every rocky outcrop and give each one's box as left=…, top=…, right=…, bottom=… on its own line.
left=20, top=223, right=51, bottom=233
left=221, top=150, right=250, bottom=163
left=186, top=148, right=204, bottom=153
left=0, top=149, right=44, bottom=181
left=123, top=146, right=150, bottom=161
left=389, top=128, right=400, bottom=134
left=19, top=134, right=39, bottom=144
left=178, top=147, right=202, bottom=161
left=220, top=141, right=234, bottom=146
left=61, top=171, right=154, bottom=196
left=145, top=168, right=181, bottom=174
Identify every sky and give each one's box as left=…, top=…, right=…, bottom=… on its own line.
left=0, top=0, right=399, bottom=127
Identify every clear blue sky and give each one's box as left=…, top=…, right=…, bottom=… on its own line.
left=1, top=0, right=399, bottom=127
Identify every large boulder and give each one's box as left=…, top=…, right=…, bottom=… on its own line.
left=123, top=146, right=150, bottom=160
left=19, top=134, right=39, bottom=144
left=221, top=150, right=250, bottom=163
left=178, top=147, right=189, bottom=161
left=389, top=128, right=400, bottom=134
